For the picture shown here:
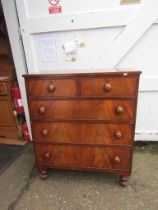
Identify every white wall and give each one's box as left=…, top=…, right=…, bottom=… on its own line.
left=2, top=0, right=158, bottom=141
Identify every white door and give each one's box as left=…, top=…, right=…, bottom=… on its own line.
left=10, top=0, right=158, bottom=140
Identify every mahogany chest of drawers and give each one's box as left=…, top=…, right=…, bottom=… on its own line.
left=24, top=71, right=141, bottom=186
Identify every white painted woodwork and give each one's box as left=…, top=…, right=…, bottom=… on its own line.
left=94, top=0, right=158, bottom=68
left=24, top=0, right=139, bottom=17
left=27, top=8, right=138, bottom=34
left=2, top=0, right=158, bottom=140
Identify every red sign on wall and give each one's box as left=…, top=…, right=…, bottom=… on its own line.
left=48, top=0, right=62, bottom=14
left=49, top=6, right=62, bottom=14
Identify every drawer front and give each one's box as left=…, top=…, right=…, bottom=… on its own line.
left=32, top=122, right=133, bottom=145
left=35, top=145, right=132, bottom=171
left=0, top=82, right=7, bottom=95
left=81, top=77, right=137, bottom=96
left=27, top=79, right=77, bottom=97
left=30, top=100, right=135, bottom=121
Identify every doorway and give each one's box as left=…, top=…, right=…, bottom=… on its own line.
left=0, top=1, right=29, bottom=145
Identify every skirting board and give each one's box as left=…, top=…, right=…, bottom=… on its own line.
left=135, top=131, right=158, bottom=141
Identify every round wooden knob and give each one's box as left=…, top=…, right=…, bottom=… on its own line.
left=104, top=83, right=112, bottom=92
left=43, top=152, right=51, bottom=160
left=116, top=106, right=124, bottom=115
left=114, top=131, right=123, bottom=139
left=39, top=106, right=46, bottom=114
left=114, top=156, right=120, bottom=163
left=41, top=129, right=48, bottom=136
left=47, top=84, right=55, bottom=92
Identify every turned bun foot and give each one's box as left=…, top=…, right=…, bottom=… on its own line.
left=119, top=176, right=129, bottom=186
left=39, top=169, right=49, bottom=179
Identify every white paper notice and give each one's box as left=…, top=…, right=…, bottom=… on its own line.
left=39, top=35, right=57, bottom=62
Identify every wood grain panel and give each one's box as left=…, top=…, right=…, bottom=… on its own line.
left=0, top=82, right=7, bottom=95
left=35, top=144, right=132, bottom=171
left=81, top=77, right=137, bottom=96
left=32, top=122, right=133, bottom=145
left=27, top=79, right=77, bottom=97
left=0, top=97, right=16, bottom=126
left=30, top=99, right=135, bottom=121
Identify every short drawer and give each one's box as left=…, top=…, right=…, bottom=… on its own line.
left=30, top=99, right=135, bottom=121
left=34, top=144, right=132, bottom=171
left=32, top=122, right=133, bottom=145
left=27, top=79, right=77, bottom=97
left=81, top=77, right=138, bottom=97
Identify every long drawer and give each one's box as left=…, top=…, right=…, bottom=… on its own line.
left=30, top=99, right=135, bottom=121
left=32, top=122, right=133, bottom=145
left=34, top=144, right=132, bottom=171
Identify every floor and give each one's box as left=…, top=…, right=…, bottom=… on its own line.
left=0, top=143, right=158, bottom=210
left=0, top=144, right=26, bottom=175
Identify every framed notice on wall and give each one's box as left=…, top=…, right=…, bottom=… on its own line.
left=120, top=0, right=140, bottom=4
